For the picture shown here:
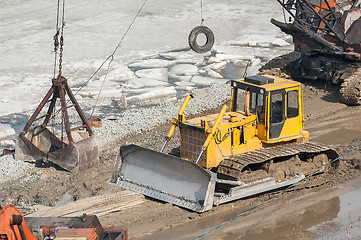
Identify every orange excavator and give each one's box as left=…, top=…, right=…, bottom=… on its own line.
left=0, top=204, right=128, bottom=240
left=270, top=0, right=361, bottom=105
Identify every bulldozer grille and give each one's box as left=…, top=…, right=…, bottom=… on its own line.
left=180, top=123, right=207, bottom=163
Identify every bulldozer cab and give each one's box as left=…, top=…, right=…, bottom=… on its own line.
left=230, top=75, right=308, bottom=143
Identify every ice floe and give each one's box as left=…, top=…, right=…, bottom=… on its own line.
left=168, top=73, right=193, bottom=82
left=135, top=68, right=168, bottom=82
left=124, top=78, right=169, bottom=88
left=127, top=86, right=177, bottom=102
left=169, top=64, right=199, bottom=76
left=0, top=124, right=15, bottom=139
left=272, top=38, right=291, bottom=47
left=128, top=59, right=175, bottom=69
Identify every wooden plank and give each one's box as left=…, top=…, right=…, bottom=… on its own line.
left=27, top=190, right=144, bottom=217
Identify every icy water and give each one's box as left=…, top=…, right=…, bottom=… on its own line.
left=0, top=0, right=292, bottom=118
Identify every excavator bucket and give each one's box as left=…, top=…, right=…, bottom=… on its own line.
left=15, top=127, right=99, bottom=172
left=110, top=144, right=216, bottom=213
left=15, top=75, right=99, bottom=172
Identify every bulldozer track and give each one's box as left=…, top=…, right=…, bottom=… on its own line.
left=217, top=142, right=339, bottom=181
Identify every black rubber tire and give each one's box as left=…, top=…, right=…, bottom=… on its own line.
left=188, top=26, right=214, bottom=54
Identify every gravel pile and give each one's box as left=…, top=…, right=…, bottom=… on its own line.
left=0, top=153, right=34, bottom=182
left=93, top=82, right=230, bottom=145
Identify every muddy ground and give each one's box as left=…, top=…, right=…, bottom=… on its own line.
left=1, top=79, right=361, bottom=239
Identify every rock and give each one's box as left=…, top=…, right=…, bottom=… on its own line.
left=117, top=94, right=128, bottom=109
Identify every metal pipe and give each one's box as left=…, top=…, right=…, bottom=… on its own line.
left=195, top=149, right=204, bottom=164
left=161, top=95, right=193, bottom=152
left=201, top=105, right=228, bottom=151
left=23, top=86, right=55, bottom=133
left=303, top=0, right=345, bottom=40
left=59, top=84, right=74, bottom=144
left=160, top=139, right=168, bottom=153
left=196, top=105, right=228, bottom=165
left=64, top=77, right=94, bottom=135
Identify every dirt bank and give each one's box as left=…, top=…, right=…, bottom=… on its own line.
left=1, top=80, right=361, bottom=239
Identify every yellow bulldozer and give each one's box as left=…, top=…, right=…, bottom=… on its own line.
left=110, top=75, right=338, bottom=212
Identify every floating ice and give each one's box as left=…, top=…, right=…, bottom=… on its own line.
left=84, top=78, right=120, bottom=89
left=128, top=59, right=175, bottom=69
left=0, top=139, right=15, bottom=147
left=169, top=64, right=199, bottom=76
left=0, top=0, right=291, bottom=119
left=209, top=54, right=253, bottom=63
left=160, top=51, right=206, bottom=65
left=246, top=65, right=261, bottom=76
left=124, top=78, right=169, bottom=88
left=79, top=89, right=123, bottom=99
left=174, top=81, right=196, bottom=91
left=203, top=67, right=224, bottom=79
left=0, top=124, right=15, bottom=139
left=229, top=39, right=249, bottom=47
left=272, top=38, right=291, bottom=47
left=168, top=73, right=192, bottom=82
left=251, top=58, right=262, bottom=66
left=106, top=65, right=137, bottom=81
left=127, top=86, right=177, bottom=102
left=135, top=68, right=168, bottom=82
left=208, top=61, right=227, bottom=71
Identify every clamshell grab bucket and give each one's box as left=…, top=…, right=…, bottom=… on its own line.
left=110, top=144, right=216, bottom=213
left=15, top=75, right=99, bottom=172
left=15, top=127, right=99, bottom=172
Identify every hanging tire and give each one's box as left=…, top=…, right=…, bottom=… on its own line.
left=188, top=26, right=214, bottom=54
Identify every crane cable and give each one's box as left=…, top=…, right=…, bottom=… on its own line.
left=53, top=0, right=60, bottom=78
left=200, top=0, right=204, bottom=25
left=192, top=142, right=361, bottom=239
left=84, top=0, right=149, bottom=118
left=53, top=0, right=65, bottom=78
left=58, top=0, right=65, bottom=77
left=48, top=0, right=148, bottom=121
left=49, top=0, right=65, bottom=130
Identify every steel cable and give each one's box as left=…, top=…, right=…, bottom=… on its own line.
left=85, top=0, right=149, bottom=117
left=48, top=0, right=148, bottom=121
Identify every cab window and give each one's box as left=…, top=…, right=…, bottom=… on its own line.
left=235, top=88, right=266, bottom=124
left=287, top=90, right=299, bottom=118
left=256, top=94, right=266, bottom=125
left=270, top=91, right=284, bottom=124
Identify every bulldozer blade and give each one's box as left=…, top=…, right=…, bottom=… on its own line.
left=15, top=127, right=99, bottom=172
left=110, top=144, right=216, bottom=213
